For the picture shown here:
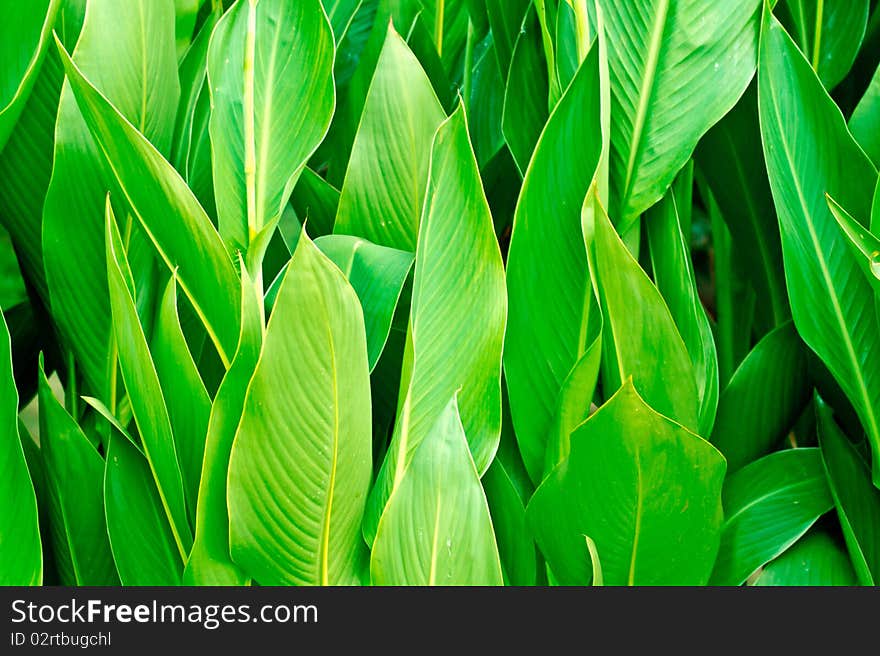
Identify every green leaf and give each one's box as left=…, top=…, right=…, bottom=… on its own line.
left=753, top=528, right=858, bottom=586
left=105, top=200, right=191, bottom=557
left=527, top=381, right=726, bottom=586
left=817, top=397, right=880, bottom=586
left=646, top=186, right=719, bottom=435
left=484, top=0, right=530, bottom=75
left=55, top=37, right=241, bottom=367
left=586, top=185, right=700, bottom=433
left=174, top=0, right=203, bottom=56
left=710, top=448, right=834, bottom=586
left=43, top=0, right=179, bottom=401
left=151, top=276, right=211, bottom=522
left=370, top=396, right=504, bottom=586
left=228, top=232, right=371, bottom=586
left=363, top=103, right=507, bottom=543
left=0, top=311, right=41, bottom=585
left=758, top=8, right=880, bottom=483
left=104, top=432, right=183, bottom=585
left=290, top=168, right=341, bottom=238
left=314, top=235, right=414, bottom=370
left=826, top=195, right=880, bottom=299
left=38, top=357, right=118, bottom=585
left=711, top=322, right=811, bottom=472
left=504, top=42, right=602, bottom=484
left=467, top=35, right=506, bottom=168
left=776, top=0, right=869, bottom=90
left=333, top=24, right=446, bottom=251
left=0, top=0, right=61, bottom=150
left=184, top=262, right=262, bottom=586
left=208, top=0, right=335, bottom=257
left=501, top=6, right=549, bottom=175
left=850, top=61, right=880, bottom=167
left=597, top=0, right=764, bottom=227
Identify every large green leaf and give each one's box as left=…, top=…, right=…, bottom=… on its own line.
left=314, top=235, right=414, bottom=370
left=228, top=232, right=371, bottom=586
left=38, top=359, right=117, bottom=585
left=105, top=201, right=191, bottom=557
left=711, top=322, right=811, bottom=472
left=44, top=0, right=178, bottom=401
left=527, top=381, right=726, bottom=586
left=55, top=38, right=241, bottom=366
left=753, top=528, right=858, bottom=586
left=151, top=276, right=211, bottom=521
left=758, top=8, right=880, bottom=483
left=184, top=263, right=262, bottom=586
left=818, top=398, right=880, bottom=585
left=597, top=0, right=763, bottom=227
left=586, top=185, right=699, bottom=433
left=104, top=432, right=182, bottom=586
left=208, top=0, right=335, bottom=258
left=0, top=0, right=61, bottom=150
left=504, top=42, right=602, bottom=484
left=363, top=104, right=506, bottom=543
left=0, top=311, right=41, bottom=585
left=776, top=0, right=869, bottom=90
left=850, top=61, right=880, bottom=167
left=333, top=24, right=446, bottom=251
left=371, top=396, right=504, bottom=586
left=646, top=187, right=719, bottom=435
left=710, top=448, right=834, bottom=586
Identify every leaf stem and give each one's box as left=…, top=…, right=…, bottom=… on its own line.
left=244, top=0, right=258, bottom=244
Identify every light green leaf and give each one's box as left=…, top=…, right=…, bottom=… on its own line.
left=0, top=0, right=61, bottom=150
left=850, top=61, right=880, bottom=167
left=363, top=103, right=506, bottom=543
left=826, top=194, right=880, bottom=300
left=314, top=235, right=414, bottom=370
left=759, top=8, right=880, bottom=483
left=184, top=262, right=262, bottom=586
left=151, top=276, right=211, bottom=521
left=55, top=37, right=241, bottom=367
left=371, top=396, right=504, bottom=586
left=776, top=0, right=869, bottom=90
left=504, top=42, right=602, bottom=484
left=0, top=311, right=41, bottom=585
left=208, top=0, right=335, bottom=258
left=104, top=431, right=182, bottom=586
left=527, top=381, right=726, bottom=586
left=646, top=186, right=719, bottom=435
left=753, top=528, right=858, bottom=586
left=598, top=0, right=763, bottom=227
left=710, top=448, right=833, bottom=586
left=105, top=200, right=191, bottom=558
left=586, top=186, right=700, bottom=433
left=333, top=24, right=446, bottom=251
left=711, top=321, right=811, bottom=472
left=44, top=0, right=179, bottom=401
left=228, top=232, right=371, bottom=586
left=38, top=357, right=117, bottom=585
left=818, top=397, right=880, bottom=586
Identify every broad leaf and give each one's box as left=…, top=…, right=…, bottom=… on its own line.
left=711, top=322, right=811, bottom=472
left=0, top=0, right=61, bottom=150
left=818, top=398, right=880, bottom=586
left=597, top=0, right=764, bottom=227
left=228, top=232, right=371, bottom=586
left=38, top=358, right=117, bottom=585
left=504, top=42, right=602, bottom=484
left=56, top=39, right=241, bottom=366
left=527, top=381, right=726, bottom=586
left=0, top=311, right=41, bottom=585
left=850, top=62, right=880, bottom=167
left=758, top=8, right=880, bottom=483
left=104, top=432, right=182, bottom=586
left=208, top=0, right=335, bottom=258
left=334, top=24, right=446, bottom=251
left=710, top=448, right=833, bottom=586
left=753, top=528, right=858, bottom=586
left=363, top=104, right=507, bottom=543
left=371, top=397, right=504, bottom=586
